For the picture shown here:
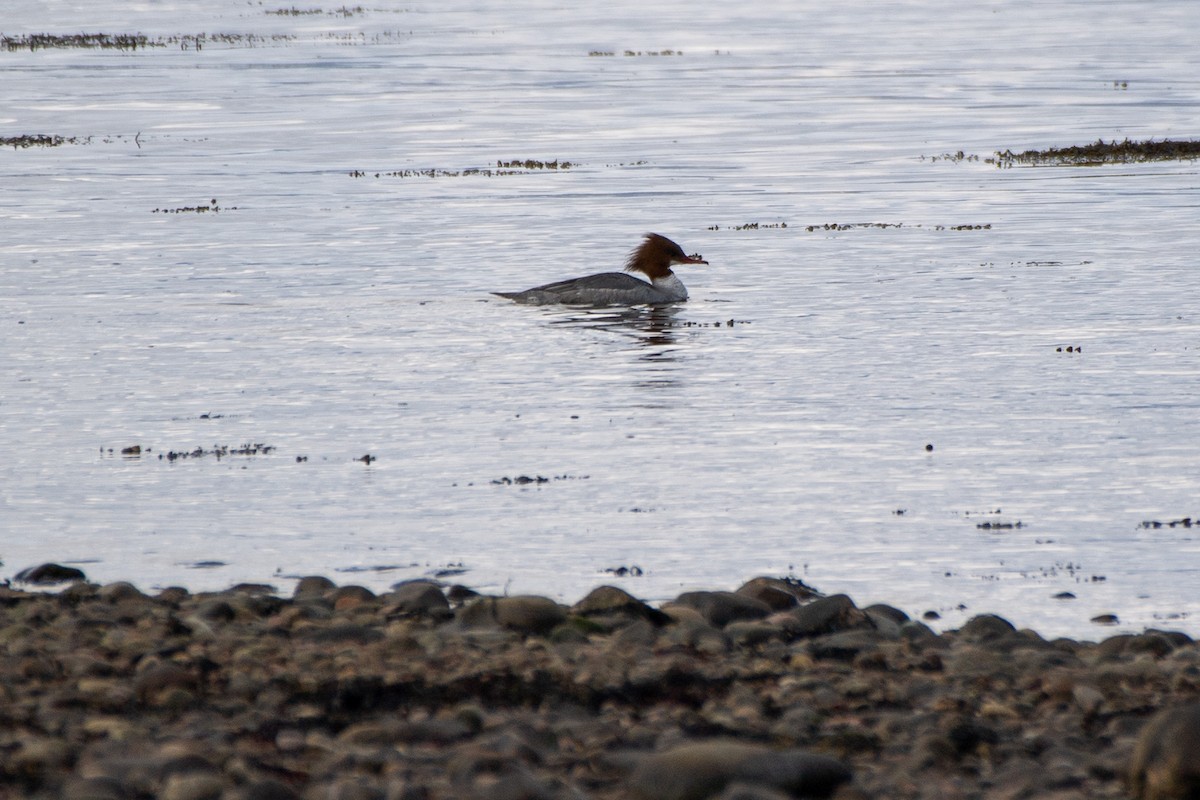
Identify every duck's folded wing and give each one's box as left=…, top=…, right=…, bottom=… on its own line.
left=495, top=272, right=662, bottom=305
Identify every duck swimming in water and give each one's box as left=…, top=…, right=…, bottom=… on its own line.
left=493, top=233, right=707, bottom=306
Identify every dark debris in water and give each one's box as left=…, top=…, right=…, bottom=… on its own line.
left=156, top=443, right=277, bottom=461
left=350, top=159, right=573, bottom=180
left=101, top=446, right=152, bottom=457
left=960, top=509, right=1026, bottom=530
left=334, top=564, right=412, bottom=573
left=1, top=30, right=411, bottom=51
left=1141, top=517, right=1194, bottom=529
left=1, top=134, right=86, bottom=149
left=496, top=159, right=572, bottom=170
left=801, top=222, right=990, bottom=232
left=707, top=222, right=788, bottom=231
left=991, top=138, right=1200, bottom=167
left=153, top=199, right=237, bottom=214
left=976, top=521, right=1024, bottom=531
left=2, top=33, right=158, bottom=51
left=0, top=32, right=302, bottom=51
left=589, top=49, right=685, bottom=57
left=923, top=151, right=982, bottom=164
left=925, top=138, right=1200, bottom=167
left=678, top=318, right=749, bottom=328
left=490, top=474, right=587, bottom=486
left=603, top=565, right=645, bottom=577
left=266, top=5, right=368, bottom=16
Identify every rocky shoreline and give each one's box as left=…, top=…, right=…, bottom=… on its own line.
left=1, top=568, right=1196, bottom=799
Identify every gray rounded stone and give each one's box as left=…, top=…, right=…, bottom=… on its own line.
left=628, top=739, right=851, bottom=800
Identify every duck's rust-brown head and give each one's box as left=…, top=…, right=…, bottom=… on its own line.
left=624, top=233, right=707, bottom=280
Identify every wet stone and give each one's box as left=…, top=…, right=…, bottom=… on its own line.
left=863, top=603, right=909, bottom=626
left=133, top=663, right=198, bottom=705
left=15, top=562, right=88, bottom=584
left=736, top=576, right=821, bottom=607
left=293, top=575, right=337, bottom=599
left=628, top=739, right=851, bottom=800
left=458, top=595, right=568, bottom=635
left=303, top=622, right=384, bottom=644
left=673, top=591, right=772, bottom=627
left=61, top=776, right=128, bottom=800
left=1128, top=703, right=1200, bottom=800
left=386, top=580, right=451, bottom=617
left=1, top=575, right=1195, bottom=799
left=322, top=778, right=386, bottom=800
left=724, top=620, right=782, bottom=647
left=161, top=773, right=226, bottom=800
left=333, top=584, right=377, bottom=610
left=779, top=594, right=869, bottom=639
left=806, top=630, right=888, bottom=662
left=236, top=778, right=300, bottom=800
left=195, top=598, right=237, bottom=622
left=229, top=582, right=276, bottom=595
left=957, top=613, right=1018, bottom=642
left=97, top=581, right=146, bottom=603
left=572, top=585, right=668, bottom=626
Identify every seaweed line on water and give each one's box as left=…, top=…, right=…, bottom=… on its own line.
left=151, top=199, right=238, bottom=214
left=925, top=138, right=1200, bottom=167
left=991, top=137, right=1200, bottom=167
left=706, top=221, right=990, bottom=232
left=1, top=32, right=289, bottom=51
left=350, top=159, right=574, bottom=179
left=588, top=49, right=686, bottom=57
left=264, top=5, right=414, bottom=16
left=0, top=30, right=412, bottom=51
left=1, top=134, right=86, bottom=149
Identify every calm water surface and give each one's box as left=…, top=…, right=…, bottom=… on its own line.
left=3, top=1, right=1200, bottom=638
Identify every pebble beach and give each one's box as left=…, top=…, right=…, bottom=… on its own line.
left=2, top=569, right=1197, bottom=799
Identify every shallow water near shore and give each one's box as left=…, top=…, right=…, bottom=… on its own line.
left=3, top=0, right=1200, bottom=640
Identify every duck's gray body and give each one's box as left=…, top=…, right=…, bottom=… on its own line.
left=493, top=271, right=687, bottom=306
left=494, top=233, right=706, bottom=307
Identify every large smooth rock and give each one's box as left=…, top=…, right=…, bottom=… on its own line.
left=98, top=581, right=146, bottom=603
left=673, top=591, right=772, bottom=628
left=1128, top=703, right=1200, bottom=800
left=735, top=577, right=821, bottom=610
left=15, top=562, right=87, bottom=585
left=293, top=575, right=336, bottom=599
left=628, top=739, right=851, bottom=800
left=572, top=585, right=669, bottom=626
left=458, top=595, right=567, bottom=635
left=957, top=614, right=1017, bottom=642
left=387, top=580, right=451, bottom=617
left=806, top=629, right=889, bottom=661
left=778, top=594, right=869, bottom=639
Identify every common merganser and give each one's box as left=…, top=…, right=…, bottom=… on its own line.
left=493, top=233, right=708, bottom=306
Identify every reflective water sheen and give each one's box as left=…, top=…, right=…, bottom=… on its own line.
left=3, top=0, right=1199, bottom=638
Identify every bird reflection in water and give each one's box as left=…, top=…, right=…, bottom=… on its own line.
left=546, top=303, right=682, bottom=350
left=545, top=305, right=686, bottom=390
